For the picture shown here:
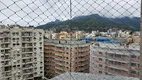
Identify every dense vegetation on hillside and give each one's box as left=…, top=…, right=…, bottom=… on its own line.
left=37, top=14, right=140, bottom=32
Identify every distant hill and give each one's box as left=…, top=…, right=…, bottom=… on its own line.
left=109, top=17, right=140, bottom=30
left=37, top=14, right=140, bottom=32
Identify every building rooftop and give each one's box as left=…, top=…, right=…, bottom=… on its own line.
left=95, top=37, right=120, bottom=44
left=92, top=42, right=139, bottom=50
left=44, top=39, right=90, bottom=45
left=51, top=72, right=139, bottom=80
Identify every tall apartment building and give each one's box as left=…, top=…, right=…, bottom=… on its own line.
left=44, top=39, right=90, bottom=78
left=0, top=26, right=44, bottom=80
left=90, top=42, right=140, bottom=78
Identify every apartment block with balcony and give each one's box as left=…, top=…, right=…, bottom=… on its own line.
left=90, top=42, right=140, bottom=78
left=0, top=26, right=44, bottom=80
left=44, top=39, right=90, bottom=78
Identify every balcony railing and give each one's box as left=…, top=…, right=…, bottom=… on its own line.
left=106, top=63, right=129, bottom=71
left=106, top=69, right=129, bottom=77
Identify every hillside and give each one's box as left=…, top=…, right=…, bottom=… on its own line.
left=37, top=14, right=140, bottom=32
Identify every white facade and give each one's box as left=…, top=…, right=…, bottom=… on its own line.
left=90, top=42, right=140, bottom=77
left=0, top=26, right=44, bottom=80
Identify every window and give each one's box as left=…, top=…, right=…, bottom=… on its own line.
left=39, top=32, right=42, bottom=36
left=34, top=43, right=36, bottom=46
left=99, top=52, right=102, bottom=54
left=13, top=38, right=15, bottom=42
left=131, top=71, right=136, bottom=74
left=17, top=54, right=20, bottom=56
left=12, top=32, right=15, bottom=36
left=99, top=64, right=102, bottom=67
left=17, top=43, right=19, bottom=45
left=99, top=71, right=102, bottom=73
left=34, top=72, right=37, bottom=75
left=131, top=63, right=136, bottom=66
left=13, top=44, right=16, bottom=46
left=98, top=58, right=103, bottom=61
left=39, top=37, right=42, bottom=40
left=40, top=42, right=42, bottom=46
left=39, top=47, right=42, bottom=50
left=34, top=33, right=36, bottom=36
left=34, top=48, right=36, bottom=51
left=131, top=55, right=136, bottom=58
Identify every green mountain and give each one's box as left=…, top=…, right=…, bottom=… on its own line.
left=37, top=14, right=139, bottom=32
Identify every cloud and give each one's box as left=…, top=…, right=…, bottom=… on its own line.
left=0, top=0, right=140, bottom=26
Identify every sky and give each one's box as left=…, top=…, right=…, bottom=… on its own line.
left=0, top=0, right=140, bottom=26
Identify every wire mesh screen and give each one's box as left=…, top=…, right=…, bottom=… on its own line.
left=0, top=0, right=141, bottom=80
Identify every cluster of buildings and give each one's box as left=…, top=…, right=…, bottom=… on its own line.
left=45, top=31, right=85, bottom=39
left=0, top=25, right=140, bottom=80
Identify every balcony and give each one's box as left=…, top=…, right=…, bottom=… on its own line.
left=55, top=66, right=70, bottom=72
left=92, top=66, right=105, bottom=71
left=44, top=50, right=54, bottom=53
left=94, top=60, right=105, bottom=64
left=23, top=69, right=33, bottom=74
left=1, top=55, right=11, bottom=61
left=22, top=40, right=33, bottom=43
left=1, top=61, right=11, bottom=66
left=72, top=52, right=90, bottom=56
left=22, top=64, right=33, bottom=70
left=74, top=65, right=89, bottom=72
left=107, top=56, right=130, bottom=62
left=0, top=33, right=10, bottom=38
left=22, top=48, right=33, bottom=53
left=54, top=52, right=70, bottom=57
left=130, top=66, right=139, bottom=70
left=1, top=44, right=10, bottom=48
left=21, top=32, right=33, bottom=37
left=93, top=53, right=105, bottom=58
left=22, top=53, right=33, bottom=57
left=130, top=73, right=139, bottom=78
left=106, top=63, right=129, bottom=71
left=72, top=58, right=89, bottom=63
left=22, top=45, right=33, bottom=48
left=5, top=72, right=12, bottom=77
left=131, top=58, right=140, bottom=62
left=106, top=69, right=129, bottom=77
left=22, top=58, right=33, bottom=63
left=73, top=61, right=89, bottom=67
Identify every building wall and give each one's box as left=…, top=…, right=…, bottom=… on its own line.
left=132, top=36, right=140, bottom=43
left=44, top=39, right=90, bottom=78
left=0, top=26, right=44, bottom=80
left=90, top=43, right=140, bottom=78
left=56, top=31, right=85, bottom=39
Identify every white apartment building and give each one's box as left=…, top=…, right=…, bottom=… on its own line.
left=90, top=42, right=140, bottom=78
left=0, top=26, right=44, bottom=80
left=44, top=30, right=57, bottom=39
